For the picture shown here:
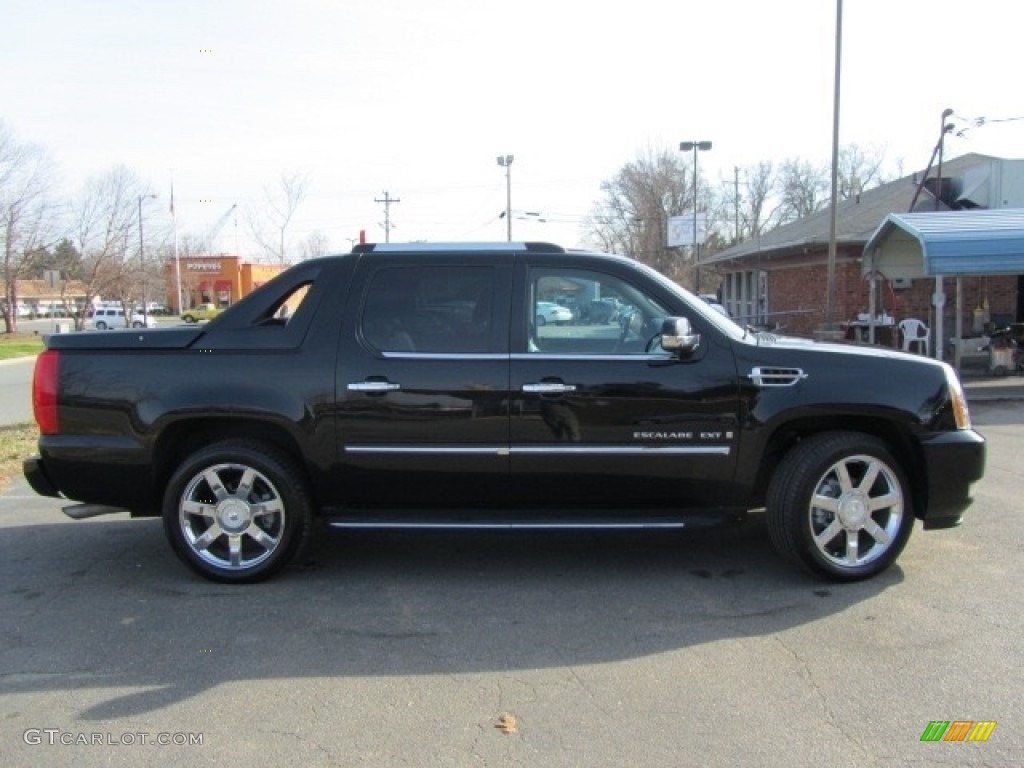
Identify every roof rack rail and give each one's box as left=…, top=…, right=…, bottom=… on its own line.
left=352, top=241, right=566, bottom=254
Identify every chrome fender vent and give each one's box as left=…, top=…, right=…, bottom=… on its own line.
left=750, top=366, right=808, bottom=387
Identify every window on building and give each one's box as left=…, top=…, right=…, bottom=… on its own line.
left=723, top=269, right=767, bottom=326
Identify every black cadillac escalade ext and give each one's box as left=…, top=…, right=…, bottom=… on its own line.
left=24, top=242, right=986, bottom=583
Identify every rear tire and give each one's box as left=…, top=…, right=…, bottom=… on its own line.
left=162, top=440, right=313, bottom=583
left=767, top=432, right=913, bottom=582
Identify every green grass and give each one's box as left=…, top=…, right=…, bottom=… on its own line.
left=0, top=332, right=44, bottom=360
left=0, top=422, right=37, bottom=492
left=0, top=334, right=42, bottom=490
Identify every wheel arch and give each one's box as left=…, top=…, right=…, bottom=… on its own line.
left=152, top=417, right=316, bottom=511
left=751, top=415, right=927, bottom=519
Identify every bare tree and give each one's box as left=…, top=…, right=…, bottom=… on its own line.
left=247, top=171, right=309, bottom=264
left=1, top=121, right=58, bottom=333
left=716, top=144, right=893, bottom=248
left=837, top=143, right=888, bottom=200
left=718, top=161, right=783, bottom=245
left=300, top=230, right=331, bottom=261
left=775, top=144, right=890, bottom=223
left=67, top=166, right=151, bottom=328
left=778, top=157, right=830, bottom=222
left=583, top=147, right=704, bottom=285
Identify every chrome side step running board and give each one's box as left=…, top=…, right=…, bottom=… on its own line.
left=327, top=519, right=690, bottom=531
left=63, top=503, right=127, bottom=520
left=323, top=510, right=747, bottom=531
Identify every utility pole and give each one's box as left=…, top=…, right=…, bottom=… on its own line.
left=734, top=166, right=741, bottom=244
left=496, top=155, right=514, bottom=241
left=825, top=0, right=843, bottom=329
left=374, top=191, right=400, bottom=243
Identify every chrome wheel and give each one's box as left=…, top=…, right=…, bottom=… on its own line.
left=767, top=432, right=913, bottom=581
left=807, top=453, right=904, bottom=569
left=163, top=441, right=311, bottom=583
left=177, top=463, right=285, bottom=571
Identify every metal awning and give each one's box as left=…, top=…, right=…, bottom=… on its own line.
left=863, top=209, right=1024, bottom=278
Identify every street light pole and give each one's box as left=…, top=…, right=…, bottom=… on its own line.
left=825, top=0, right=843, bottom=329
left=138, top=193, right=157, bottom=323
left=679, top=141, right=712, bottom=291
left=497, top=155, right=514, bottom=241
left=934, top=107, right=955, bottom=361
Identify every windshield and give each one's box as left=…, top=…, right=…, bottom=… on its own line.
left=625, top=258, right=747, bottom=341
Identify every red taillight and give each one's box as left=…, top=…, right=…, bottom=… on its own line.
left=33, top=349, right=60, bottom=435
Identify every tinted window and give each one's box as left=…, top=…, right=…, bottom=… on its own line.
left=360, top=266, right=496, bottom=354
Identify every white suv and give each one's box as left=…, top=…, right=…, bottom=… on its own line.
left=86, top=307, right=158, bottom=330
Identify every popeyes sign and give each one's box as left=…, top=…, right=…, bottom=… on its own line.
left=186, top=262, right=222, bottom=272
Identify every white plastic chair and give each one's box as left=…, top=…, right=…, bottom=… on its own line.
left=899, top=318, right=930, bottom=355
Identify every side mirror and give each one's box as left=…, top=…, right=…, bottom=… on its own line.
left=659, top=317, right=700, bottom=356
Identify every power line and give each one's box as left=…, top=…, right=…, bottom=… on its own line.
left=953, top=113, right=1024, bottom=138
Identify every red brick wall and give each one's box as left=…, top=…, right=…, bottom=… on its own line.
left=763, top=251, right=865, bottom=336
left=760, top=254, right=1018, bottom=340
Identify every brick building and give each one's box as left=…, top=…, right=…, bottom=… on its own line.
left=706, top=153, right=1023, bottom=353
left=1, top=278, right=90, bottom=316
left=167, top=255, right=287, bottom=310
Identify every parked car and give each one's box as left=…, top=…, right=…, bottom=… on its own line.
left=536, top=301, right=572, bottom=326
left=134, top=301, right=170, bottom=316
left=700, top=294, right=730, bottom=318
left=32, top=301, right=72, bottom=318
left=84, top=307, right=158, bottom=330
left=181, top=303, right=221, bottom=323
left=1, top=301, right=32, bottom=318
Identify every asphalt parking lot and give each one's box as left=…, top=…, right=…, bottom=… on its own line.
left=0, top=400, right=1020, bottom=767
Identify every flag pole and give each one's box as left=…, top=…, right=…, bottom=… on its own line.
left=171, top=174, right=182, bottom=314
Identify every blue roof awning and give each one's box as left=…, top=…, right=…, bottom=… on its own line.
left=863, top=209, right=1024, bottom=278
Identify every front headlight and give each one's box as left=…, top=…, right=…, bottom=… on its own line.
left=944, top=363, right=972, bottom=430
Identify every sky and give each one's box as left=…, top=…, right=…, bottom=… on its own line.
left=2, top=0, right=1022, bottom=258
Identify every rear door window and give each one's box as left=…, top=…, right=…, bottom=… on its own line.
left=360, top=265, right=499, bottom=354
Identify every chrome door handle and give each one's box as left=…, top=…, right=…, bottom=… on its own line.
left=522, top=382, right=577, bottom=394
left=348, top=381, right=401, bottom=392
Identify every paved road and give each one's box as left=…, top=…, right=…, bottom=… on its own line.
left=0, top=402, right=1020, bottom=767
left=3, top=317, right=68, bottom=426
left=0, top=357, right=35, bottom=426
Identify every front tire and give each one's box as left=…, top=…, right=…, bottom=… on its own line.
left=767, top=432, right=913, bottom=582
left=162, top=440, right=312, bottom=583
